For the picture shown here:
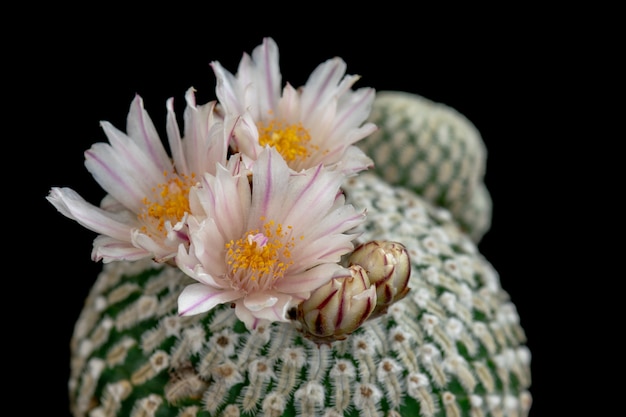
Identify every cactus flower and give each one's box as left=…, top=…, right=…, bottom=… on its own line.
left=211, top=37, right=377, bottom=176
left=348, top=240, right=411, bottom=316
left=176, top=146, right=366, bottom=330
left=296, top=264, right=377, bottom=344
left=46, top=88, right=231, bottom=264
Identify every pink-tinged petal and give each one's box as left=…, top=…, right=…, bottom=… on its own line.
left=178, top=231, right=230, bottom=290
left=275, top=263, right=349, bottom=294
left=190, top=176, right=217, bottom=220
left=333, top=88, right=376, bottom=134
left=190, top=172, right=247, bottom=242
left=191, top=269, right=229, bottom=289
left=176, top=242, right=201, bottom=275
left=181, top=88, right=203, bottom=173
left=131, top=230, right=175, bottom=263
left=185, top=217, right=229, bottom=278
left=276, top=83, right=300, bottom=122
left=234, top=53, right=254, bottom=103
left=230, top=112, right=261, bottom=160
left=210, top=164, right=250, bottom=240
left=292, top=235, right=356, bottom=268
left=47, top=187, right=134, bottom=240
left=84, top=143, right=146, bottom=213
left=165, top=96, right=188, bottom=175
left=302, top=205, right=366, bottom=242
left=99, top=121, right=167, bottom=181
left=225, top=155, right=253, bottom=216
left=291, top=205, right=365, bottom=264
left=300, top=57, right=347, bottom=116
left=334, top=122, right=378, bottom=150
left=334, top=73, right=362, bottom=97
left=239, top=293, right=292, bottom=324
left=279, top=164, right=344, bottom=229
left=302, top=94, right=337, bottom=149
left=211, top=61, right=245, bottom=115
left=98, top=194, right=126, bottom=212
left=249, top=37, right=281, bottom=117
left=91, top=235, right=150, bottom=263
left=87, top=124, right=167, bottom=212
left=247, top=147, right=290, bottom=226
left=243, top=292, right=279, bottom=312
left=184, top=93, right=226, bottom=176
left=125, top=94, right=171, bottom=173
left=178, top=283, right=242, bottom=316
left=331, top=146, right=375, bottom=176
left=233, top=303, right=265, bottom=330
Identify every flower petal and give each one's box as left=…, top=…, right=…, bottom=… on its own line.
left=275, top=263, right=349, bottom=295
left=184, top=217, right=229, bottom=278
left=86, top=123, right=167, bottom=212
left=238, top=292, right=293, bottom=325
left=247, top=147, right=290, bottom=225
left=300, top=57, right=348, bottom=117
left=249, top=37, right=281, bottom=118
left=178, top=283, right=241, bottom=316
left=243, top=292, right=279, bottom=311
left=126, top=94, right=171, bottom=173
left=131, top=230, right=175, bottom=263
left=47, top=187, right=135, bottom=240
left=91, top=235, right=150, bottom=263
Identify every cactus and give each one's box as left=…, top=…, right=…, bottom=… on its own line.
left=67, top=91, right=532, bottom=417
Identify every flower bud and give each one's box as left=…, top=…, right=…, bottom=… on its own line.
left=296, top=265, right=377, bottom=344
left=348, top=240, right=411, bottom=317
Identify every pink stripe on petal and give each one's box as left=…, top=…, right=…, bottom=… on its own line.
left=47, top=188, right=133, bottom=240
left=260, top=37, right=278, bottom=112
left=166, top=96, right=188, bottom=175
left=85, top=148, right=143, bottom=206
left=91, top=236, right=150, bottom=262
left=127, top=95, right=169, bottom=173
left=333, top=88, right=375, bottom=132
left=303, top=58, right=343, bottom=115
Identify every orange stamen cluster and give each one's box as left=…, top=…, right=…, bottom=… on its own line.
left=225, top=219, right=298, bottom=283
left=139, top=171, right=195, bottom=236
left=257, top=119, right=317, bottom=162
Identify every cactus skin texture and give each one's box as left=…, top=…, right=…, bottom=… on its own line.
left=358, top=91, right=492, bottom=243
left=68, top=92, right=532, bottom=417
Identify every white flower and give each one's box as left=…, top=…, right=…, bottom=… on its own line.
left=176, top=146, right=367, bottom=330
left=47, top=88, right=231, bottom=263
left=211, top=37, right=377, bottom=175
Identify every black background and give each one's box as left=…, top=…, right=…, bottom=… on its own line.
left=21, top=13, right=572, bottom=417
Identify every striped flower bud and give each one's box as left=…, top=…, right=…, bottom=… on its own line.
left=348, top=240, right=411, bottom=317
left=296, top=264, right=377, bottom=345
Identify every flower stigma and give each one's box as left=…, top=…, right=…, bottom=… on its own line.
left=226, top=219, right=300, bottom=289
left=257, top=119, right=318, bottom=162
left=138, top=171, right=195, bottom=236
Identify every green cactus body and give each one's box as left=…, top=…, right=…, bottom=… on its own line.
left=68, top=92, right=532, bottom=417
left=359, top=91, right=492, bottom=243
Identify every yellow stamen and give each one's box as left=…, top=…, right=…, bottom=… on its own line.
left=225, top=219, right=297, bottom=284
left=138, top=171, right=195, bottom=236
left=257, top=119, right=317, bottom=162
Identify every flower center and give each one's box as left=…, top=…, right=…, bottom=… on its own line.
left=257, top=119, right=317, bottom=162
left=138, top=171, right=195, bottom=235
left=225, top=219, right=298, bottom=289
